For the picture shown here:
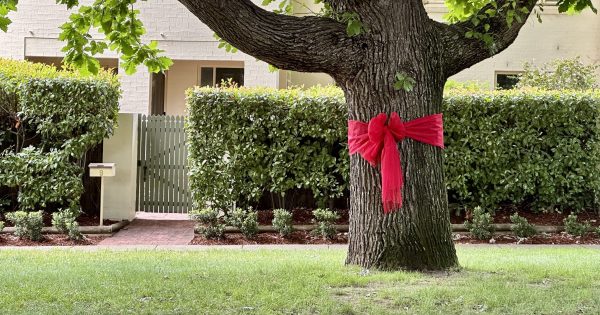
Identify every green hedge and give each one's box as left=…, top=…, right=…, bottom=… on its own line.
left=0, top=59, right=120, bottom=214
left=445, top=89, right=600, bottom=212
left=186, top=86, right=348, bottom=211
left=187, top=86, right=600, bottom=213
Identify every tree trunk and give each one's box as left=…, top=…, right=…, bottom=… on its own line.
left=339, top=19, right=458, bottom=271
left=182, top=0, right=538, bottom=271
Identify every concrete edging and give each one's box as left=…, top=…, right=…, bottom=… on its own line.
left=0, top=220, right=130, bottom=235
left=218, top=223, right=566, bottom=234
left=1, top=244, right=600, bottom=251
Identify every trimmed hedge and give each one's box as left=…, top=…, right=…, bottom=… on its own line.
left=445, top=89, right=600, bottom=212
left=186, top=86, right=348, bottom=211
left=0, top=59, right=120, bottom=215
left=187, top=86, right=600, bottom=213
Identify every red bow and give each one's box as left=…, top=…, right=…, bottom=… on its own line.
left=348, top=112, right=444, bottom=213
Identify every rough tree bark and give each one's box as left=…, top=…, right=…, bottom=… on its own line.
left=179, top=0, right=537, bottom=270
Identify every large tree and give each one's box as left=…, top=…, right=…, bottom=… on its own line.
left=1, top=0, right=595, bottom=270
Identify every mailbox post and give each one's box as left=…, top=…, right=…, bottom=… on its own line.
left=89, top=163, right=116, bottom=226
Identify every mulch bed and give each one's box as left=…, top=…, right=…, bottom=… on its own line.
left=190, top=231, right=600, bottom=245
left=450, top=207, right=600, bottom=226
left=1, top=212, right=119, bottom=228
left=257, top=208, right=349, bottom=225
left=0, top=234, right=107, bottom=246
left=258, top=207, right=599, bottom=227
left=454, top=232, right=600, bottom=245
left=190, top=231, right=348, bottom=245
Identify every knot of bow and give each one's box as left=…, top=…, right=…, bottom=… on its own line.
left=348, top=112, right=444, bottom=213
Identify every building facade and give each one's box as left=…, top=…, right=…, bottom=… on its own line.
left=1, top=0, right=599, bottom=115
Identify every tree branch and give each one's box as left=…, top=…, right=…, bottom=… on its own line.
left=433, top=0, right=538, bottom=78
left=178, top=0, right=363, bottom=76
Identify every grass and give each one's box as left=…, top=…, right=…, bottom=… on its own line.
left=1, top=246, right=599, bottom=314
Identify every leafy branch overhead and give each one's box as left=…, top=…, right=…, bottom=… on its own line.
left=445, top=0, right=596, bottom=46
left=1, top=0, right=172, bottom=75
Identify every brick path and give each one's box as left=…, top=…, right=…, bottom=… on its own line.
left=98, top=212, right=195, bottom=246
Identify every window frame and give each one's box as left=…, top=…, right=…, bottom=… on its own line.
left=198, top=65, right=245, bottom=87
left=494, top=71, right=523, bottom=90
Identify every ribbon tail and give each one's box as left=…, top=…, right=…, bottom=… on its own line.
left=380, top=131, right=404, bottom=213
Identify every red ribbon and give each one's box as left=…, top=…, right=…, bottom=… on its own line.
left=348, top=112, right=444, bottom=213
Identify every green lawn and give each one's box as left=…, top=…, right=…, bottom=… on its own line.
left=1, top=246, right=599, bottom=314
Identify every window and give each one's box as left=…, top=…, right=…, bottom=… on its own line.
left=199, top=67, right=244, bottom=87
left=495, top=72, right=521, bottom=90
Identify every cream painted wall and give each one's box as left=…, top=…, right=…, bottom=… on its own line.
left=164, top=60, right=244, bottom=115
left=101, top=113, right=138, bottom=221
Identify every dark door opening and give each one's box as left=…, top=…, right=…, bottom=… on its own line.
left=151, top=72, right=166, bottom=115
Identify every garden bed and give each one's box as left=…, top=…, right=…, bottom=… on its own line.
left=450, top=207, right=600, bottom=226
left=1, top=212, right=119, bottom=228
left=190, top=231, right=348, bottom=245
left=0, top=234, right=107, bottom=246
left=190, top=231, right=600, bottom=245
left=256, top=208, right=350, bottom=225
left=454, top=232, right=600, bottom=245
left=256, top=207, right=599, bottom=227
left=0, top=220, right=129, bottom=235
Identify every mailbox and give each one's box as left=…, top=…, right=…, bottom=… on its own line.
left=89, top=163, right=116, bottom=177
left=88, top=163, right=116, bottom=226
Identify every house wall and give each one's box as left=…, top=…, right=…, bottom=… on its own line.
left=164, top=60, right=244, bottom=115
left=0, top=0, right=279, bottom=114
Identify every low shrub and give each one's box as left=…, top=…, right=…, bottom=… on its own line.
left=596, top=226, right=600, bottom=237
left=510, top=213, right=536, bottom=238
left=272, top=209, right=293, bottom=237
left=311, top=208, right=340, bottom=239
left=516, top=57, right=599, bottom=91
left=189, top=208, right=225, bottom=239
left=464, top=206, right=495, bottom=240
left=0, top=221, right=4, bottom=232
left=563, top=214, right=591, bottom=237
left=227, top=208, right=259, bottom=239
left=51, top=210, right=82, bottom=240
left=6, top=210, right=43, bottom=241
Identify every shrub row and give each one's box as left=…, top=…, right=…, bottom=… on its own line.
left=186, top=86, right=600, bottom=213
left=445, top=90, right=600, bottom=212
left=186, top=86, right=348, bottom=211
left=0, top=59, right=120, bottom=237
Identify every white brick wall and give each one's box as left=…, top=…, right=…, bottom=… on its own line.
left=0, top=0, right=279, bottom=114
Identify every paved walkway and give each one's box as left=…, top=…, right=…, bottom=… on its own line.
left=98, top=212, right=195, bottom=246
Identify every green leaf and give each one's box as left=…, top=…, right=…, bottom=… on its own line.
left=393, top=72, right=416, bottom=92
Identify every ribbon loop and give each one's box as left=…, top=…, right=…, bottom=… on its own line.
left=348, top=112, right=444, bottom=213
